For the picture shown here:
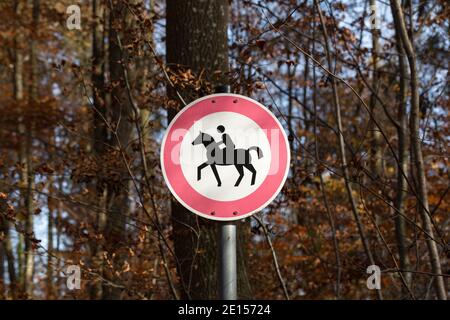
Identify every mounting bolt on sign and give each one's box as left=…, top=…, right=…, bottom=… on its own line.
left=161, top=93, right=290, bottom=221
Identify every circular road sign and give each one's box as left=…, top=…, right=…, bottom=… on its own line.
left=161, top=93, right=290, bottom=221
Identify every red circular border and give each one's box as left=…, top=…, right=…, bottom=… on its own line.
left=161, top=94, right=289, bottom=221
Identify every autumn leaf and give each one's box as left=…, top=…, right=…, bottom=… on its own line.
left=256, top=39, right=266, bottom=50
left=54, top=2, right=66, bottom=14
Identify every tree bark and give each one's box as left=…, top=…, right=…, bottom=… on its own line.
left=90, top=0, right=108, bottom=300
left=92, top=0, right=107, bottom=155
left=166, top=0, right=251, bottom=299
left=14, top=0, right=35, bottom=297
left=369, top=0, right=383, bottom=181
left=46, top=191, right=54, bottom=299
left=0, top=242, right=4, bottom=298
left=101, top=0, right=135, bottom=299
left=390, top=0, right=447, bottom=300
left=21, top=0, right=41, bottom=298
left=311, top=14, right=341, bottom=298
left=0, top=199, right=17, bottom=298
left=315, top=0, right=382, bottom=300
left=392, top=4, right=411, bottom=296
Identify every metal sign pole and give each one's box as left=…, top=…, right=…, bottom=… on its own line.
left=214, top=85, right=237, bottom=300
left=219, top=222, right=237, bottom=300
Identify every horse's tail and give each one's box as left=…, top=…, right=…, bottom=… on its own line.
left=248, top=146, right=263, bottom=159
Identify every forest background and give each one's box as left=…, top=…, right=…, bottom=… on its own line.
left=0, top=0, right=448, bottom=300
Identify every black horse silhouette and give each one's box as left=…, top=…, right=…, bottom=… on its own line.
left=192, top=131, right=263, bottom=187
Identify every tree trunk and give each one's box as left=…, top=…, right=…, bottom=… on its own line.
left=0, top=243, right=4, bottom=298
left=390, top=0, right=447, bottom=300
left=0, top=197, right=17, bottom=298
left=315, top=0, right=382, bottom=300
left=101, top=0, right=135, bottom=299
left=93, top=0, right=107, bottom=155
left=311, top=14, right=341, bottom=298
left=90, top=0, right=108, bottom=300
left=46, top=195, right=54, bottom=299
left=369, top=0, right=383, bottom=182
left=392, top=5, right=411, bottom=296
left=14, top=0, right=35, bottom=297
left=21, top=0, right=41, bottom=298
left=368, top=0, right=384, bottom=234
left=166, top=0, right=251, bottom=299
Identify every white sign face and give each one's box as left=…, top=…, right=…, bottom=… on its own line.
left=179, top=111, right=272, bottom=201
left=161, top=93, right=290, bottom=221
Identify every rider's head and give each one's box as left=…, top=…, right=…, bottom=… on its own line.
left=217, top=125, right=225, bottom=133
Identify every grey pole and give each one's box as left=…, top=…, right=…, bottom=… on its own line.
left=214, top=85, right=237, bottom=300
left=219, top=222, right=237, bottom=300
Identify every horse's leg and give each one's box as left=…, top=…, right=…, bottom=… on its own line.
left=234, top=165, right=244, bottom=187
left=197, top=162, right=208, bottom=181
left=244, top=164, right=257, bottom=185
left=210, top=164, right=222, bottom=186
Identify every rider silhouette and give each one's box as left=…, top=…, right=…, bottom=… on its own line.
left=216, top=125, right=235, bottom=151
left=207, top=125, right=235, bottom=164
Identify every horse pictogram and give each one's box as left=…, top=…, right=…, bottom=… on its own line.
left=192, top=126, right=263, bottom=187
